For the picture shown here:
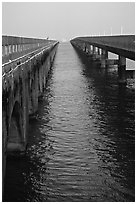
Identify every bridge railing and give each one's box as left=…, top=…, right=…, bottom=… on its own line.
left=71, top=35, right=135, bottom=60
left=77, top=35, right=135, bottom=52
left=2, top=35, right=54, bottom=64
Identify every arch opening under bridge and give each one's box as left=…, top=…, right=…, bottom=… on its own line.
left=7, top=101, right=25, bottom=155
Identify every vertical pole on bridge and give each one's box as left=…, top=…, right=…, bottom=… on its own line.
left=118, top=56, right=126, bottom=84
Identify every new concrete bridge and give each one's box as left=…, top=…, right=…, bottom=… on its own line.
left=2, top=35, right=59, bottom=190
left=70, top=35, right=135, bottom=84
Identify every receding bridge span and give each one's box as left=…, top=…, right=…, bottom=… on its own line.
left=2, top=35, right=59, bottom=191
left=70, top=35, right=135, bottom=84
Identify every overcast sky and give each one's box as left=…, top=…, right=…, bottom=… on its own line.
left=2, top=2, right=135, bottom=41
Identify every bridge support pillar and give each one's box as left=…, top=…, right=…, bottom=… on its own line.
left=86, top=44, right=91, bottom=55
left=84, top=43, right=87, bottom=52
left=85, top=44, right=88, bottom=53
left=118, top=56, right=127, bottom=84
left=92, top=46, right=96, bottom=60
left=89, top=45, right=92, bottom=55
left=95, top=47, right=101, bottom=60
left=98, top=47, right=100, bottom=55
left=90, top=45, right=93, bottom=55
left=100, top=49, right=108, bottom=68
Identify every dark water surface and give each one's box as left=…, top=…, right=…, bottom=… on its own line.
left=4, top=43, right=135, bottom=202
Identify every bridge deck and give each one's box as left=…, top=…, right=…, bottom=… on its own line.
left=71, top=35, right=135, bottom=60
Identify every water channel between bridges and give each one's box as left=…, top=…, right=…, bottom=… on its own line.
left=4, top=42, right=135, bottom=202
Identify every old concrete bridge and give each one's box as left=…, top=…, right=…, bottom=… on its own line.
left=2, top=35, right=59, bottom=188
left=70, top=35, right=135, bottom=84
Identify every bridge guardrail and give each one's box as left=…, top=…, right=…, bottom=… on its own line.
left=2, top=35, right=56, bottom=64
left=71, top=35, right=135, bottom=60
left=2, top=40, right=58, bottom=77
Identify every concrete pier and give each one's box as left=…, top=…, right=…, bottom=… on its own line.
left=118, top=56, right=126, bottom=84
left=100, top=49, right=108, bottom=68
